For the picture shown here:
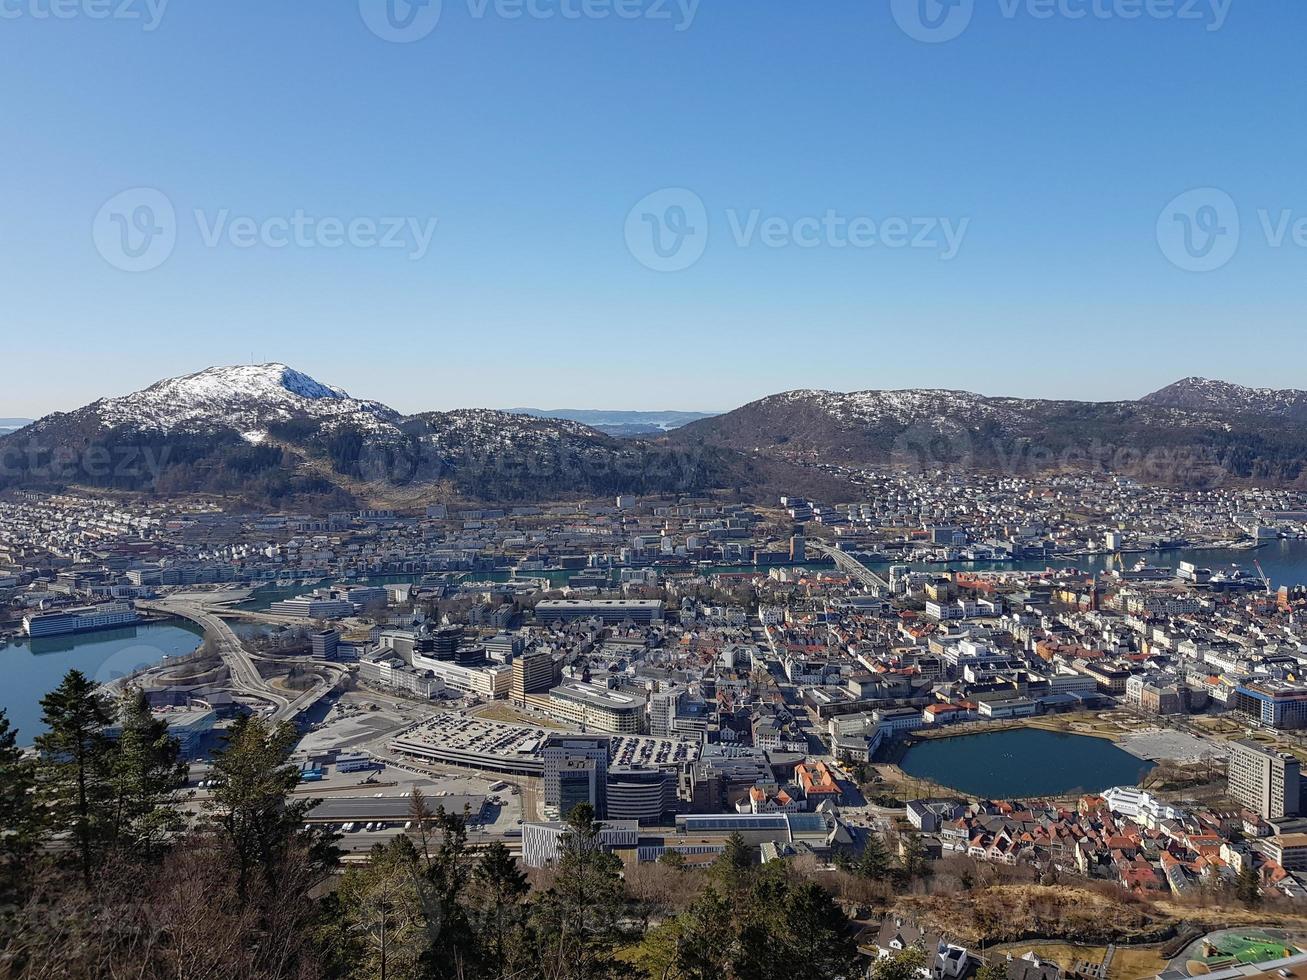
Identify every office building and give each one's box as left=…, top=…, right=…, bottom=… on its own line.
left=543, top=734, right=609, bottom=819
left=546, top=681, right=645, bottom=734
left=511, top=649, right=560, bottom=705
left=607, top=767, right=677, bottom=824
left=534, top=598, right=664, bottom=625
left=1264, top=834, right=1307, bottom=873
left=311, top=628, right=340, bottom=660
left=1228, top=739, right=1301, bottom=820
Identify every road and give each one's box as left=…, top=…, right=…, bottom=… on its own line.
left=140, top=595, right=346, bottom=724
left=810, top=542, right=891, bottom=592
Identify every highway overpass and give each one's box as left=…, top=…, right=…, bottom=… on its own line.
left=809, top=542, right=891, bottom=593
left=139, top=594, right=347, bottom=724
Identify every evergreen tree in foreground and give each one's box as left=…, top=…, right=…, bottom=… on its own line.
left=0, top=708, right=40, bottom=903
left=35, top=670, right=114, bottom=887
left=532, top=803, right=626, bottom=980
left=108, top=688, right=187, bottom=861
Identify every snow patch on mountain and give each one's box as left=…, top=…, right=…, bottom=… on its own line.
left=762, top=388, right=1017, bottom=427
left=86, top=364, right=401, bottom=435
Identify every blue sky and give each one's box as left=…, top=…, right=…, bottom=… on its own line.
left=3, top=0, right=1304, bottom=417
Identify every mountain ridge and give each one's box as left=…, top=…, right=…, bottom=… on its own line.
left=8, top=367, right=1307, bottom=505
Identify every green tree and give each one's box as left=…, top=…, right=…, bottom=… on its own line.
left=334, top=836, right=430, bottom=980
left=1236, top=862, right=1262, bottom=907
left=658, top=848, right=686, bottom=869
left=204, top=714, right=335, bottom=899
left=664, top=860, right=856, bottom=980
left=412, top=805, right=479, bottom=980
left=899, top=829, right=929, bottom=882
left=107, top=688, right=187, bottom=860
left=532, top=803, right=626, bottom=980
left=976, top=960, right=1010, bottom=980
left=0, top=708, right=40, bottom=902
left=870, top=946, right=928, bottom=980
left=473, top=840, right=531, bottom=980
left=713, top=830, right=753, bottom=884
left=35, top=669, right=114, bottom=886
left=857, top=833, right=891, bottom=880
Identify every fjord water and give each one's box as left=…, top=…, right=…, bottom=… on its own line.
left=899, top=728, right=1155, bottom=798
left=1, top=620, right=203, bottom=743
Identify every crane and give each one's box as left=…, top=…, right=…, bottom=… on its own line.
left=1253, top=558, right=1272, bottom=596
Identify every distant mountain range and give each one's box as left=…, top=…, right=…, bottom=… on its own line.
left=0, top=419, right=32, bottom=436
left=5, top=367, right=1307, bottom=506
left=669, top=379, right=1307, bottom=488
left=0, top=365, right=826, bottom=507
left=1139, top=376, right=1307, bottom=421
left=507, top=408, right=716, bottom=438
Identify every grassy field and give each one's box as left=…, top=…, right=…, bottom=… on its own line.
left=991, top=942, right=1167, bottom=980
left=474, top=702, right=567, bottom=729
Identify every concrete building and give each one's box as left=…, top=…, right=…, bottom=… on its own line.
left=1264, top=833, right=1307, bottom=873
left=311, top=628, right=340, bottom=660
left=521, top=819, right=639, bottom=868
left=1227, top=739, right=1301, bottom=821
left=511, top=649, right=559, bottom=706
left=606, top=767, right=677, bottom=824
left=543, top=734, right=610, bottom=820
left=534, top=598, right=664, bottom=625
left=546, top=681, right=645, bottom=734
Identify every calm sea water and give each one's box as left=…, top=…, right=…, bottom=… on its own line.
left=899, top=727, right=1155, bottom=798
left=897, top=538, right=1307, bottom=589
left=0, top=620, right=203, bottom=744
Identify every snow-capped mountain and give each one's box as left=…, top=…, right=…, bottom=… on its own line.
left=74, top=363, right=402, bottom=441
left=1140, top=377, right=1307, bottom=421
left=0, top=364, right=740, bottom=504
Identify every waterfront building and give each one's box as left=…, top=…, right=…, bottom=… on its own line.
left=1232, top=681, right=1307, bottom=730
left=23, top=601, right=139, bottom=637
left=268, top=593, right=353, bottom=619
